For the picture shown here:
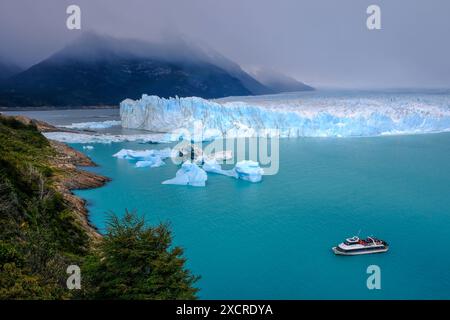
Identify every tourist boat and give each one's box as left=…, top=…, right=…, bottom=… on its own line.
left=332, top=236, right=389, bottom=255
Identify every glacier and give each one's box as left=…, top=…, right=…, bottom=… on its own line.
left=120, top=92, right=450, bottom=138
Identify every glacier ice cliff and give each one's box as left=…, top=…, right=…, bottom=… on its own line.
left=120, top=93, right=450, bottom=138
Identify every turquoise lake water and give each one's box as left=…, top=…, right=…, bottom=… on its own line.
left=72, top=133, right=450, bottom=299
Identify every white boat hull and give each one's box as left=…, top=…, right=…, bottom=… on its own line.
left=332, top=246, right=389, bottom=255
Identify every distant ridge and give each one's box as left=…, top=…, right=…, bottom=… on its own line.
left=0, top=32, right=313, bottom=108
left=248, top=67, right=314, bottom=93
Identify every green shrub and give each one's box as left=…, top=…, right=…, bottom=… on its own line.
left=82, top=211, right=199, bottom=300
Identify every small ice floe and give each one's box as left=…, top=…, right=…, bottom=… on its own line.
left=113, top=148, right=172, bottom=168
left=234, top=160, right=264, bottom=183
left=202, top=159, right=230, bottom=175
left=83, top=145, right=94, bottom=150
left=162, top=161, right=207, bottom=187
left=113, top=148, right=171, bottom=160
left=171, top=142, right=233, bottom=165
left=135, top=157, right=166, bottom=168
left=172, top=143, right=203, bottom=163
left=206, top=150, right=233, bottom=161
left=203, top=159, right=264, bottom=183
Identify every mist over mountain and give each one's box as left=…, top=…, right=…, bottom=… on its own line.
left=0, top=33, right=312, bottom=107
left=0, top=60, right=22, bottom=82
left=248, top=68, right=314, bottom=93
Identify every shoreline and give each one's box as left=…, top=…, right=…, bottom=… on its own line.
left=49, top=139, right=110, bottom=239
left=20, top=116, right=111, bottom=239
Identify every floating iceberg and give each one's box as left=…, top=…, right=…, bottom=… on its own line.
left=171, top=143, right=204, bottom=164
left=234, top=160, right=264, bottom=183
left=135, top=158, right=165, bottom=168
left=206, top=150, right=233, bottom=162
left=203, top=159, right=263, bottom=183
left=203, top=159, right=233, bottom=176
left=112, top=148, right=260, bottom=185
left=82, top=145, right=94, bottom=150
left=120, top=93, right=450, bottom=138
left=61, top=120, right=121, bottom=130
left=113, top=148, right=172, bottom=160
left=162, top=162, right=207, bottom=187
left=113, top=148, right=172, bottom=168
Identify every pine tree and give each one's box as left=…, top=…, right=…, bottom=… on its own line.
left=83, top=211, right=199, bottom=299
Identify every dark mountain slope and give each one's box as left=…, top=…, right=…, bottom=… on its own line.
left=0, top=58, right=251, bottom=107
left=0, top=33, right=252, bottom=107
left=0, top=61, right=22, bottom=81
left=0, top=33, right=313, bottom=107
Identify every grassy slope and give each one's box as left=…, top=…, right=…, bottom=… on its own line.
left=0, top=115, right=88, bottom=299
left=0, top=115, right=199, bottom=300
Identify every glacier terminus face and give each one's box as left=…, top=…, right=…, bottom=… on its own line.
left=120, top=91, right=450, bottom=139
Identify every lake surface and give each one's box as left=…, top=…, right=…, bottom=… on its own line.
left=7, top=90, right=450, bottom=299
left=71, top=134, right=450, bottom=299
left=3, top=108, right=120, bottom=125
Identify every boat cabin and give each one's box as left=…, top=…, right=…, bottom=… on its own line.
left=344, top=236, right=360, bottom=245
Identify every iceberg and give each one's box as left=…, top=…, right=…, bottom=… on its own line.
left=120, top=93, right=450, bottom=138
left=135, top=158, right=165, bottom=168
left=162, top=162, right=207, bottom=187
left=112, top=148, right=261, bottom=185
left=113, top=148, right=172, bottom=160
left=203, top=159, right=263, bottom=183
left=171, top=143, right=204, bottom=164
left=113, top=148, right=172, bottom=168
left=203, top=159, right=233, bottom=176
left=234, top=160, right=264, bottom=183
left=206, top=150, right=233, bottom=162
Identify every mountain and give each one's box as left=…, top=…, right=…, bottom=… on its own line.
left=0, top=33, right=256, bottom=107
left=0, top=33, right=313, bottom=108
left=248, top=68, right=314, bottom=93
left=0, top=60, right=22, bottom=81
left=185, top=43, right=272, bottom=95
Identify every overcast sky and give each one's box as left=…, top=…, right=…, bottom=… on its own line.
left=1, top=0, right=449, bottom=88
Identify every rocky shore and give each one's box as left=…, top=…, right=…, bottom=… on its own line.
left=49, top=139, right=110, bottom=239
left=10, top=115, right=110, bottom=239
